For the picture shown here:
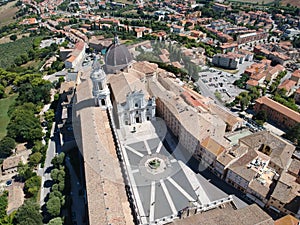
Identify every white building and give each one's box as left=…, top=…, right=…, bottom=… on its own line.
left=91, top=59, right=111, bottom=109
left=108, top=67, right=156, bottom=129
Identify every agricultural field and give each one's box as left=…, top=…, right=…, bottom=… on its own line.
left=0, top=94, right=17, bottom=140
left=0, top=0, right=18, bottom=28
left=0, top=36, right=35, bottom=69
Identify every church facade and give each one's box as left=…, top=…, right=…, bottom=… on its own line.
left=91, top=36, right=156, bottom=128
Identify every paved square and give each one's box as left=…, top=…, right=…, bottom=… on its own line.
left=117, top=120, right=230, bottom=224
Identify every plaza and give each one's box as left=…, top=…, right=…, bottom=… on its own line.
left=116, top=119, right=235, bottom=225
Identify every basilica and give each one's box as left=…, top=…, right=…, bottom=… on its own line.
left=90, top=36, right=157, bottom=128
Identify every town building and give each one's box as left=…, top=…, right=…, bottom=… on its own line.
left=237, top=32, right=268, bottom=46
left=2, top=155, right=26, bottom=175
left=212, top=53, right=244, bottom=69
left=212, top=3, right=231, bottom=12
left=277, top=79, right=297, bottom=97
left=63, top=41, right=86, bottom=69
left=170, top=203, right=273, bottom=225
left=290, top=70, right=300, bottom=86
left=294, top=88, right=300, bottom=104
left=254, top=96, right=300, bottom=130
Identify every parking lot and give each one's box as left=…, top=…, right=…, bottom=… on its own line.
left=199, top=70, right=243, bottom=103
left=198, top=62, right=254, bottom=103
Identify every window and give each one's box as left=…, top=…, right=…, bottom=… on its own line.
left=135, top=103, right=138, bottom=108
left=98, top=82, right=102, bottom=90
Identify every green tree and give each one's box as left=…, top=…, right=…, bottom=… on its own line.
left=17, top=162, right=34, bottom=181
left=24, top=175, right=41, bottom=197
left=284, top=123, right=300, bottom=147
left=0, top=84, right=5, bottom=98
left=48, top=217, right=63, bottom=225
left=51, top=153, right=65, bottom=168
left=29, top=152, right=42, bottom=166
left=14, top=200, right=43, bottom=225
left=253, top=110, right=267, bottom=126
left=46, top=196, right=61, bottom=217
left=9, top=34, right=17, bottom=41
left=0, top=136, right=15, bottom=158
left=7, top=105, right=43, bottom=143
left=0, top=191, right=8, bottom=218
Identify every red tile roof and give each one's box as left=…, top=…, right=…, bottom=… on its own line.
left=255, top=96, right=300, bottom=123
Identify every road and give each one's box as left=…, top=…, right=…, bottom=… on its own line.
left=65, top=157, right=86, bottom=225
left=39, top=123, right=57, bottom=207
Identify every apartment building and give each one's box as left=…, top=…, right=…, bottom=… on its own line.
left=64, top=41, right=86, bottom=69
left=237, top=32, right=268, bottom=46
left=290, top=70, right=300, bottom=86
left=277, top=79, right=297, bottom=97
left=254, top=96, right=300, bottom=130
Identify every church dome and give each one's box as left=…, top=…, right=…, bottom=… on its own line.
left=104, top=36, right=133, bottom=74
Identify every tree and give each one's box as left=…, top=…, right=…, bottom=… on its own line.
left=0, top=191, right=8, bottom=219
left=0, top=136, right=15, bottom=158
left=7, top=104, right=43, bottom=143
left=0, top=84, right=5, bottom=98
left=51, top=153, right=65, bottom=168
left=29, top=152, right=42, bottom=166
left=9, top=34, right=17, bottom=41
left=284, top=123, right=300, bottom=147
left=24, top=175, right=41, bottom=197
left=46, top=196, right=61, bottom=217
left=14, top=200, right=43, bottom=225
left=18, top=162, right=34, bottom=181
left=48, top=217, right=63, bottom=225
left=253, top=110, right=267, bottom=126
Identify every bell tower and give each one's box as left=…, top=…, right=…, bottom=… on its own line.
left=91, top=58, right=111, bottom=109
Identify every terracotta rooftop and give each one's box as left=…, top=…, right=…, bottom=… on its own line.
left=278, top=79, right=296, bottom=91
left=228, top=150, right=258, bottom=182
left=292, top=70, right=300, bottom=78
left=255, top=96, right=300, bottom=123
left=274, top=215, right=299, bottom=225
left=246, top=79, right=259, bottom=86
left=201, top=136, right=225, bottom=156
left=288, top=158, right=300, bottom=177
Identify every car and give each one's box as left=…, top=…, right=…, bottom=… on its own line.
left=6, top=180, right=12, bottom=186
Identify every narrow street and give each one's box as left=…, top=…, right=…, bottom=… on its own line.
left=65, top=156, right=86, bottom=225
left=39, top=122, right=57, bottom=207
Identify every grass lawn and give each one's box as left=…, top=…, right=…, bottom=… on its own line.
left=0, top=0, right=18, bottom=28
left=0, top=36, right=38, bottom=69
left=0, top=94, right=17, bottom=140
